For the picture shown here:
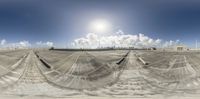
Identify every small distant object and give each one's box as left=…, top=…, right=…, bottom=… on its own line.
left=150, top=47, right=157, bottom=50
left=49, top=47, right=54, bottom=50
left=145, top=47, right=157, bottom=50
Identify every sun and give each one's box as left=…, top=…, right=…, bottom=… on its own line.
left=89, top=19, right=111, bottom=33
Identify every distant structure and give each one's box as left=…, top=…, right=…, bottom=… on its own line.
left=174, top=45, right=188, bottom=51
left=149, top=47, right=157, bottom=50
left=49, top=47, right=54, bottom=50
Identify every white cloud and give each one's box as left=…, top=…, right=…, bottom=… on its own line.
left=163, top=40, right=180, bottom=48
left=0, top=39, right=54, bottom=49
left=0, top=40, right=31, bottom=49
left=70, top=29, right=182, bottom=49
left=71, top=30, right=164, bottom=48
left=116, top=30, right=124, bottom=35
left=46, top=41, right=54, bottom=47
left=10, top=40, right=31, bottom=49
left=36, top=41, right=54, bottom=47
left=0, top=39, right=6, bottom=45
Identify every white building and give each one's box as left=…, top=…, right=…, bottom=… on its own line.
left=174, top=45, right=188, bottom=51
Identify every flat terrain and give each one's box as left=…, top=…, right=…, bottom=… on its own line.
left=1, top=49, right=200, bottom=98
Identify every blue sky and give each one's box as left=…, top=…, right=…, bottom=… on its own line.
left=0, top=0, right=200, bottom=48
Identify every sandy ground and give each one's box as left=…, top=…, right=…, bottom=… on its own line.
left=1, top=50, right=200, bottom=99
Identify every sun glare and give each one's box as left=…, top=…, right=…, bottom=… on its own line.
left=89, top=19, right=111, bottom=33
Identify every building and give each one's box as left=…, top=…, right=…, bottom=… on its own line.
left=174, top=45, right=188, bottom=51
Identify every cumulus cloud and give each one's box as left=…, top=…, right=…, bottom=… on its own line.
left=0, top=40, right=31, bottom=49
left=36, top=41, right=54, bottom=47
left=0, top=39, right=6, bottom=45
left=163, top=40, right=180, bottom=48
left=71, top=30, right=164, bottom=48
left=9, top=41, right=31, bottom=49
left=0, top=39, right=54, bottom=49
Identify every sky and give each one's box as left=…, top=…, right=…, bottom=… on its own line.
left=0, top=0, right=200, bottom=48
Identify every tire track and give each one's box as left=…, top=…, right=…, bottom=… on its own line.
left=3, top=51, right=81, bottom=96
